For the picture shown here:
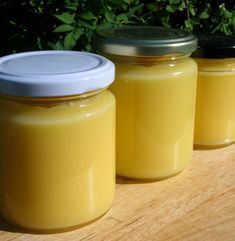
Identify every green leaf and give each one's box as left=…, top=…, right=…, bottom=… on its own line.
left=9, top=20, right=17, bottom=25
left=232, top=17, right=235, bottom=29
left=199, top=11, right=209, bottom=19
left=224, top=10, right=232, bottom=19
left=106, top=0, right=122, bottom=6
left=66, top=6, right=77, bottom=11
left=169, top=0, right=181, bottom=5
left=161, top=15, right=170, bottom=27
left=116, top=13, right=128, bottom=23
left=218, top=3, right=226, bottom=13
left=78, top=20, right=96, bottom=30
left=184, top=19, right=193, bottom=32
left=178, top=2, right=186, bottom=11
left=74, top=28, right=84, bottom=40
left=123, top=0, right=131, bottom=4
left=166, top=5, right=176, bottom=13
left=80, top=12, right=96, bottom=21
left=105, top=12, right=116, bottom=23
left=219, top=23, right=231, bottom=35
left=53, top=24, right=74, bottom=33
left=48, top=41, right=64, bottom=50
left=66, top=3, right=79, bottom=11
left=96, top=23, right=114, bottom=31
left=129, top=4, right=144, bottom=15
left=189, top=5, right=196, bottom=16
left=146, top=3, right=157, bottom=12
left=54, top=12, right=75, bottom=24
left=64, top=31, right=76, bottom=49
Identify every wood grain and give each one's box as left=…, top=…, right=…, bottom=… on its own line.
left=0, top=144, right=235, bottom=241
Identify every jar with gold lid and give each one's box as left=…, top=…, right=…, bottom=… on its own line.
left=93, top=26, right=198, bottom=180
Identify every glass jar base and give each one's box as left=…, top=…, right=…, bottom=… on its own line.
left=116, top=169, right=186, bottom=183
left=194, top=139, right=235, bottom=150
left=0, top=208, right=111, bottom=234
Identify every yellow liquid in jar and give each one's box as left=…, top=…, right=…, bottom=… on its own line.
left=0, top=90, right=115, bottom=231
left=194, top=58, right=235, bottom=146
left=110, top=58, right=197, bottom=179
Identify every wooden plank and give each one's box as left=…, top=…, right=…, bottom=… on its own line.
left=0, top=144, right=234, bottom=240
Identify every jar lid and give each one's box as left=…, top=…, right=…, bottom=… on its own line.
left=192, top=34, right=235, bottom=58
left=92, top=26, right=197, bottom=56
left=0, top=51, right=115, bottom=97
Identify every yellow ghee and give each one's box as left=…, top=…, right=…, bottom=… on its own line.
left=0, top=50, right=115, bottom=232
left=194, top=58, right=235, bottom=147
left=92, top=26, right=198, bottom=180
left=110, top=56, right=197, bottom=179
left=0, top=90, right=115, bottom=231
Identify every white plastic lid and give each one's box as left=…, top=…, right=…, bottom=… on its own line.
left=0, top=51, right=115, bottom=97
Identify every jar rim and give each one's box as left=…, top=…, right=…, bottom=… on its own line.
left=192, top=34, right=235, bottom=58
left=92, top=26, right=197, bottom=57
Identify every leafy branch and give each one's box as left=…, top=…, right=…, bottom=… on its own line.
left=0, top=0, right=234, bottom=55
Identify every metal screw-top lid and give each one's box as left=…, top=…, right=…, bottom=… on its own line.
left=0, top=51, right=115, bottom=97
left=92, top=26, right=197, bottom=56
left=192, top=33, right=235, bottom=58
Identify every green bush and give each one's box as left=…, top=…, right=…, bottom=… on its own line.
left=0, top=0, right=234, bottom=55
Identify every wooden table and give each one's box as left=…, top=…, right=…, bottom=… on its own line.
left=0, top=144, right=235, bottom=241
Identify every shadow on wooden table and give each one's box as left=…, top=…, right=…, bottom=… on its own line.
left=0, top=216, right=20, bottom=233
left=0, top=216, right=57, bottom=234
left=194, top=143, right=230, bottom=150
left=0, top=215, right=100, bottom=235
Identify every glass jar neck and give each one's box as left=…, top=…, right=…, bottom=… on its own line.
left=0, top=88, right=107, bottom=105
left=195, top=58, right=235, bottom=72
left=103, top=53, right=191, bottom=65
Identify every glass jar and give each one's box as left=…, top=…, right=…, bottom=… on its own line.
left=93, top=26, right=198, bottom=180
left=193, top=34, right=235, bottom=147
left=0, top=51, right=115, bottom=232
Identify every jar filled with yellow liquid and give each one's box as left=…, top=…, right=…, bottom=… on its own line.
left=93, top=27, right=198, bottom=180
left=193, top=34, right=235, bottom=147
left=0, top=51, right=115, bottom=232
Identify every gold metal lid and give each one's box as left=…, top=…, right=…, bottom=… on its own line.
left=92, top=26, right=197, bottom=56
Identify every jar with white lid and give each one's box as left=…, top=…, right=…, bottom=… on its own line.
left=0, top=51, right=115, bottom=232
left=193, top=34, right=235, bottom=147
left=93, top=26, right=198, bottom=180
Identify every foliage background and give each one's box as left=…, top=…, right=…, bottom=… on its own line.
left=0, top=0, right=234, bottom=56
